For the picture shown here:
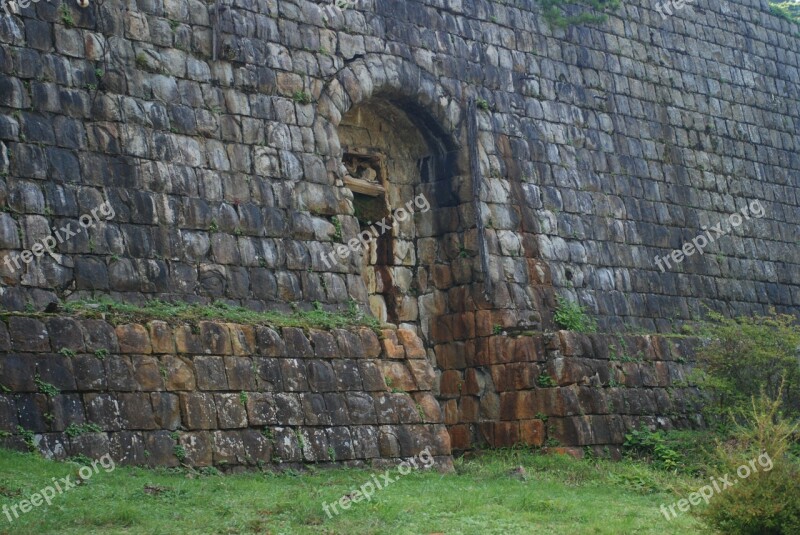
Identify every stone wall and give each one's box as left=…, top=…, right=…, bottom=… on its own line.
left=441, top=329, right=702, bottom=453
left=0, top=314, right=452, bottom=468
left=0, top=0, right=797, bottom=335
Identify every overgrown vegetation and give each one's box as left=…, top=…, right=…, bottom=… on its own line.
left=698, top=392, right=800, bottom=534
left=28, top=298, right=383, bottom=332
left=691, top=309, right=800, bottom=421
left=623, top=427, right=682, bottom=472
left=553, top=296, right=597, bottom=332
left=770, top=1, right=800, bottom=25
left=535, top=0, right=620, bottom=28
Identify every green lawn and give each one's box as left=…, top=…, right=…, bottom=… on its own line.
left=0, top=448, right=708, bottom=534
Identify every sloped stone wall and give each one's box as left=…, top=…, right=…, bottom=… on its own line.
left=0, top=0, right=797, bottom=334
left=0, top=314, right=453, bottom=469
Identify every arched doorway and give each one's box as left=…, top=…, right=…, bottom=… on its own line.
left=336, top=97, right=459, bottom=337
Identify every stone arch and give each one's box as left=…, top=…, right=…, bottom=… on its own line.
left=314, top=55, right=470, bottom=343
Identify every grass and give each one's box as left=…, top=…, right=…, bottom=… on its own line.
left=1, top=298, right=380, bottom=332
left=0, top=447, right=706, bottom=534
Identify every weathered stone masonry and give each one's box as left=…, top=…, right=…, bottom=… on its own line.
left=0, top=0, right=798, bottom=463
left=0, top=314, right=454, bottom=468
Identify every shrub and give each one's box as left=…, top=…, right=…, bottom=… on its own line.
left=698, top=392, right=800, bottom=534
left=553, top=296, right=597, bottom=333
left=693, top=310, right=800, bottom=420
left=622, top=426, right=682, bottom=472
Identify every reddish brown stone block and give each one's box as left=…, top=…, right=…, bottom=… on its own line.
left=199, top=322, right=232, bottom=355
left=407, top=360, right=435, bottom=390
left=520, top=419, right=545, bottom=446
left=443, top=399, right=458, bottom=425
left=432, top=264, right=453, bottom=289
left=475, top=310, right=494, bottom=337
left=161, top=355, right=195, bottom=391
left=380, top=329, right=406, bottom=359
left=396, top=329, right=426, bottom=359
left=499, top=392, right=519, bottom=420
left=431, top=315, right=453, bottom=344
left=227, top=324, right=256, bottom=356
left=148, top=321, right=175, bottom=354
left=174, top=325, right=204, bottom=355
left=451, top=312, right=475, bottom=341
left=459, top=396, right=479, bottom=422
left=131, top=355, right=164, bottom=391
left=378, top=361, right=417, bottom=392
left=115, top=324, right=152, bottom=354
left=448, top=424, right=470, bottom=450
left=439, top=370, right=463, bottom=398
left=464, top=368, right=481, bottom=395
left=493, top=422, right=520, bottom=447
left=413, top=392, right=442, bottom=423
left=358, top=328, right=381, bottom=359
left=515, top=336, right=546, bottom=362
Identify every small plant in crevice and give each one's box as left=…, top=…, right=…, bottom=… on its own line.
left=553, top=296, right=597, bottom=333
left=537, top=374, right=557, bottom=387
left=327, top=446, right=336, bottom=462
left=239, top=391, right=248, bottom=407
left=34, top=375, right=60, bottom=397
left=292, top=90, right=313, bottom=105
left=476, top=98, right=490, bottom=111
left=60, top=3, right=74, bottom=27
left=94, top=348, right=109, bottom=359
left=58, top=347, right=76, bottom=357
left=492, top=324, right=503, bottom=335
left=331, top=216, right=343, bottom=242
left=65, top=423, right=103, bottom=437
left=17, top=426, right=35, bottom=451
left=173, top=444, right=187, bottom=462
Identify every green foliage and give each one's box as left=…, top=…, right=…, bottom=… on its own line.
left=292, top=90, right=313, bottom=104
left=65, top=423, right=103, bottom=438
left=34, top=375, right=60, bottom=397
left=693, top=310, right=800, bottom=420
left=331, top=216, right=343, bottom=242
left=60, top=3, right=74, bottom=27
left=553, top=296, right=597, bottom=332
left=94, top=348, right=109, bottom=360
left=16, top=426, right=35, bottom=451
left=623, top=426, right=682, bottom=471
left=327, top=446, right=336, bottom=462
left=239, top=391, right=248, bottom=407
left=770, top=1, right=800, bottom=25
left=476, top=98, right=490, bottom=111
left=58, top=347, right=76, bottom=357
left=0, top=446, right=706, bottom=533
left=535, top=0, right=620, bottom=28
left=173, top=445, right=187, bottom=462
left=698, top=392, right=800, bottom=534
left=59, top=298, right=380, bottom=332
left=492, top=324, right=503, bottom=335
left=537, top=374, right=557, bottom=387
